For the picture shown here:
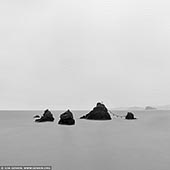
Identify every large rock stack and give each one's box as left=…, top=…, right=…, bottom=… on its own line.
left=58, top=110, right=75, bottom=125
left=35, top=109, right=55, bottom=122
left=80, top=102, right=112, bottom=120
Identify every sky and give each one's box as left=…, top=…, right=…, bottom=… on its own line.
left=0, top=0, right=170, bottom=110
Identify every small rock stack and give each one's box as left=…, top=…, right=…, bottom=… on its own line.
left=58, top=110, right=75, bottom=125
left=35, top=109, right=55, bottom=122
left=125, top=112, right=136, bottom=120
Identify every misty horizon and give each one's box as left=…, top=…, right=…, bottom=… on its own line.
left=0, top=0, right=170, bottom=109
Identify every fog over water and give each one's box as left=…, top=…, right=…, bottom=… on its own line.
left=0, top=0, right=170, bottom=109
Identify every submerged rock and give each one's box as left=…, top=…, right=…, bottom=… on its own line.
left=80, top=102, right=111, bottom=120
left=35, top=109, right=55, bottom=122
left=58, top=110, right=75, bottom=125
left=125, top=112, right=136, bottom=120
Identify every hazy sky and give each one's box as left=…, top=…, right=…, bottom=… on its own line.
left=0, top=0, right=170, bottom=109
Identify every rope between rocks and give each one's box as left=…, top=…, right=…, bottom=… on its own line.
left=108, top=110, right=125, bottom=118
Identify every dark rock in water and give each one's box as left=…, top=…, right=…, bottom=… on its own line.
left=125, top=112, right=136, bottom=120
left=58, top=110, right=75, bottom=125
left=80, top=102, right=111, bottom=120
left=33, top=115, right=40, bottom=118
left=35, top=109, right=55, bottom=122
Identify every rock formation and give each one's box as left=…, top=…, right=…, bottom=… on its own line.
left=33, top=115, right=40, bottom=118
left=80, top=102, right=111, bottom=120
left=35, top=109, right=55, bottom=122
left=125, top=112, right=136, bottom=120
left=58, top=110, right=75, bottom=125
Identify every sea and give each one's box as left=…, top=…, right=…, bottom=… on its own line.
left=0, top=110, right=170, bottom=170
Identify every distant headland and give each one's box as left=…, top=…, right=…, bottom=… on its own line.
left=112, top=104, right=170, bottom=110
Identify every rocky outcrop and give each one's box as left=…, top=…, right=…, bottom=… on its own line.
left=125, top=112, right=136, bottom=120
left=35, top=109, right=55, bottom=122
left=33, top=115, right=40, bottom=118
left=58, top=110, right=75, bottom=125
left=80, top=102, right=111, bottom=120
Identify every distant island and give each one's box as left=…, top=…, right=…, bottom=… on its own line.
left=112, top=106, right=144, bottom=110
left=112, top=104, right=170, bottom=110
left=145, top=106, right=157, bottom=110
left=156, top=105, right=170, bottom=110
